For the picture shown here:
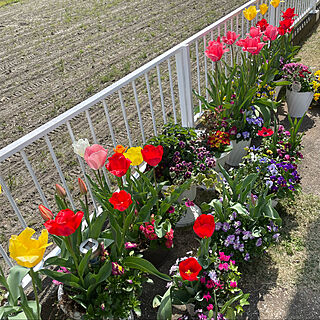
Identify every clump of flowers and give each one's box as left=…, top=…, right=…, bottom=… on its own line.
left=282, top=63, right=314, bottom=92
left=313, top=70, right=320, bottom=102
left=212, top=211, right=281, bottom=263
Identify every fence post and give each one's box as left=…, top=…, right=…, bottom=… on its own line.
left=175, top=45, right=195, bottom=128
left=268, top=5, right=276, bottom=26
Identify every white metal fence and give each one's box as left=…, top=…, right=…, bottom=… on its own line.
left=0, top=0, right=318, bottom=270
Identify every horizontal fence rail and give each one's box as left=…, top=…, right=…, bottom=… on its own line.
left=0, top=0, right=319, bottom=275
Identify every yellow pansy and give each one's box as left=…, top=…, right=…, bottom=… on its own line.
left=0, top=184, right=1, bottom=194
left=270, top=0, right=282, bottom=8
left=124, top=147, right=143, bottom=166
left=266, top=149, right=273, bottom=155
left=314, top=93, right=320, bottom=102
left=259, top=3, right=268, bottom=15
left=314, top=70, right=320, bottom=77
left=9, top=228, right=52, bottom=268
left=243, top=6, right=257, bottom=21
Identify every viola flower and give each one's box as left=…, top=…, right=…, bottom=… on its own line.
left=243, top=6, right=257, bottom=21
left=141, top=145, right=163, bottom=166
left=109, top=190, right=133, bottom=211
left=124, top=147, right=143, bottom=166
left=179, top=257, right=202, bottom=281
left=230, top=281, right=237, bottom=288
left=185, top=199, right=195, bottom=207
left=111, top=262, right=124, bottom=276
left=256, top=238, right=262, bottom=247
left=205, top=37, right=229, bottom=62
left=259, top=3, right=268, bottom=15
left=106, top=153, right=131, bottom=177
left=222, top=31, right=240, bottom=45
left=125, top=242, right=138, bottom=249
left=84, top=144, right=108, bottom=170
left=203, top=292, right=211, bottom=302
left=193, top=214, right=215, bottom=238
left=258, top=127, right=274, bottom=137
left=218, top=263, right=229, bottom=271
left=219, top=252, right=231, bottom=262
left=9, top=228, right=52, bottom=268
left=244, top=253, right=250, bottom=261
left=44, top=209, right=84, bottom=236
left=113, top=145, right=128, bottom=154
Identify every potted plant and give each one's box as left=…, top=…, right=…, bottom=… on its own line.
left=282, top=62, right=315, bottom=117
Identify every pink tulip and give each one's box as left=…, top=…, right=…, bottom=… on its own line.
left=205, top=37, right=229, bottom=62
left=248, top=26, right=262, bottom=38
left=236, top=36, right=265, bottom=55
left=222, top=31, right=240, bottom=45
left=263, top=25, right=278, bottom=41
left=84, top=144, right=108, bottom=170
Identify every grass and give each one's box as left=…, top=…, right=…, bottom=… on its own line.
left=0, top=0, right=19, bottom=8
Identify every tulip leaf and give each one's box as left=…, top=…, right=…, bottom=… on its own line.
left=44, top=256, right=74, bottom=269
left=87, top=262, right=112, bottom=298
left=40, top=268, right=81, bottom=286
left=18, top=287, right=38, bottom=320
left=123, top=256, right=171, bottom=281
left=78, top=249, right=92, bottom=278
left=157, top=287, right=172, bottom=320
left=0, top=306, right=22, bottom=319
left=136, top=197, right=157, bottom=223
left=7, top=266, right=30, bottom=304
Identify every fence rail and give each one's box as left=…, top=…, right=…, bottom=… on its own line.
left=0, top=0, right=319, bottom=272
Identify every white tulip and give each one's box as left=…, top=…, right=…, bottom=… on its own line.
left=72, top=138, right=90, bottom=158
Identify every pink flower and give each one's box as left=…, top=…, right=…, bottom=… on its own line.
left=284, top=154, right=290, bottom=160
left=52, top=267, right=70, bottom=285
left=248, top=26, right=262, bottom=38
left=111, top=262, right=124, bottom=275
left=203, top=292, right=211, bottom=301
left=219, top=252, right=231, bottom=262
left=125, top=242, right=138, bottom=249
left=228, top=126, right=237, bottom=136
left=218, top=263, right=229, bottom=271
left=165, top=229, right=174, bottom=248
left=200, top=276, right=206, bottom=284
left=207, top=304, right=214, bottom=311
left=230, top=260, right=235, bottom=265
left=185, top=199, right=194, bottom=207
left=222, top=31, right=240, bottom=45
left=205, top=38, right=229, bottom=62
left=168, top=206, right=175, bottom=214
left=236, top=36, right=266, bottom=55
left=230, top=281, right=237, bottom=288
left=263, top=25, right=278, bottom=41
left=84, top=144, right=108, bottom=170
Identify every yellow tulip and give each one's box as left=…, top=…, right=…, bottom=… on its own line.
left=243, top=6, right=257, bottom=21
left=259, top=3, right=268, bottom=15
left=9, top=228, right=52, bottom=268
left=124, top=147, right=143, bottom=166
left=270, top=0, right=282, bottom=8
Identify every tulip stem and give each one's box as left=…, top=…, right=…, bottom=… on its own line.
left=213, top=289, right=218, bottom=320
left=153, top=168, right=159, bottom=213
left=65, top=236, right=85, bottom=287
left=29, top=268, right=41, bottom=320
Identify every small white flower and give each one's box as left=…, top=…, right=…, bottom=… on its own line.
left=72, top=138, right=90, bottom=158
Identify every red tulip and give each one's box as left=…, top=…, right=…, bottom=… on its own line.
left=236, top=36, right=266, bottom=55
left=258, top=127, right=274, bottom=137
left=222, top=31, right=240, bottom=45
left=38, top=204, right=53, bottom=221
left=248, top=26, right=262, bottom=38
left=141, top=145, right=163, bottom=167
left=263, top=25, right=278, bottom=41
left=78, top=178, right=87, bottom=195
left=256, top=18, right=269, bottom=32
left=55, top=183, right=66, bottom=198
left=84, top=144, right=108, bottom=170
left=205, top=38, right=229, bottom=62
left=179, top=257, right=202, bottom=281
left=281, top=8, right=297, bottom=20
left=193, top=214, right=215, bottom=239
left=106, top=153, right=131, bottom=177
left=44, top=209, right=84, bottom=236
left=109, top=190, right=133, bottom=211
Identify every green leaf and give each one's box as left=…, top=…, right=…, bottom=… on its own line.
left=78, top=249, right=92, bottom=278
left=123, top=256, right=171, bottom=281
left=44, top=256, right=74, bottom=269
left=0, top=306, right=22, bottom=319
left=7, top=266, right=30, bottom=304
left=136, top=197, right=157, bottom=223
left=40, top=268, right=81, bottom=287
left=157, top=288, right=172, bottom=320
left=19, top=287, right=38, bottom=320
left=87, top=262, right=112, bottom=298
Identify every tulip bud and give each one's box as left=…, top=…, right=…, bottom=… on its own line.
left=55, top=183, right=66, bottom=198
left=39, top=204, right=53, bottom=221
left=78, top=178, right=87, bottom=195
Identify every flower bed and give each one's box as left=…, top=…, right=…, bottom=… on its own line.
left=0, top=2, right=318, bottom=320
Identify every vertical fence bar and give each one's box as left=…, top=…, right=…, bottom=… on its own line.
left=131, top=80, right=146, bottom=144
left=118, top=90, right=133, bottom=147
left=85, top=110, right=111, bottom=188
left=102, top=100, right=117, bottom=148
left=44, top=135, right=76, bottom=210
left=66, top=121, right=99, bottom=212
left=167, top=59, right=177, bottom=124
left=156, top=65, right=167, bottom=124
left=0, top=172, right=27, bottom=228
left=203, top=35, right=209, bottom=101
left=175, top=45, right=194, bottom=128
left=20, top=150, right=50, bottom=210
left=0, top=243, right=13, bottom=268
left=195, top=40, right=202, bottom=112
left=145, top=72, right=158, bottom=136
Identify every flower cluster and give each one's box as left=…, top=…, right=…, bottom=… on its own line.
left=213, top=211, right=280, bottom=263
left=207, top=131, right=231, bottom=151
left=282, top=62, right=314, bottom=92
left=278, top=8, right=297, bottom=35
left=313, top=70, right=320, bottom=102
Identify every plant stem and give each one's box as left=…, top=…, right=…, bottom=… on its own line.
left=29, top=268, right=41, bottom=320
left=213, top=289, right=218, bottom=320
left=153, top=168, right=159, bottom=213
left=84, top=194, right=91, bottom=229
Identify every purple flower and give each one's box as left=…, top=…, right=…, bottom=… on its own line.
left=208, top=270, right=218, bottom=282
left=244, top=253, right=250, bottom=261
left=185, top=199, right=194, bottom=207
left=256, top=238, right=262, bottom=247
left=178, top=141, right=186, bottom=148
left=273, top=233, right=280, bottom=241
left=215, top=222, right=223, bottom=231
left=222, top=222, right=230, bottom=232
left=242, top=230, right=252, bottom=240
left=242, top=131, right=250, bottom=139
left=224, top=234, right=235, bottom=247
left=234, top=221, right=241, bottom=228
left=125, top=242, right=138, bottom=249
left=266, top=180, right=273, bottom=188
